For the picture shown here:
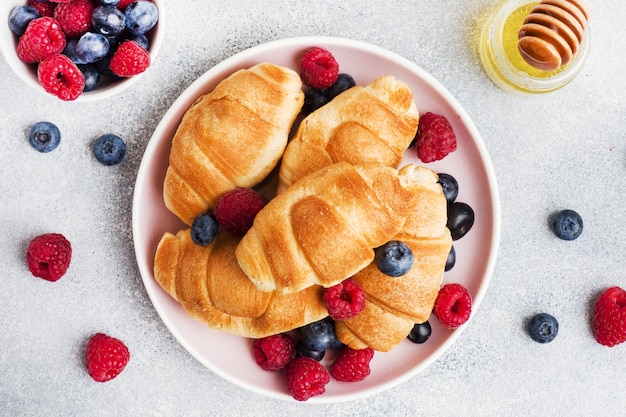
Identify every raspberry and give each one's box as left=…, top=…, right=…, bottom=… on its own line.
left=26, top=233, right=72, bottom=282
left=53, top=0, right=94, bottom=38
left=323, top=279, right=366, bottom=320
left=27, top=0, right=57, bottom=17
left=284, top=356, right=330, bottom=401
left=50, top=0, right=72, bottom=3
left=593, top=286, right=626, bottom=347
left=433, top=283, right=472, bottom=329
left=85, top=333, right=130, bottom=382
left=37, top=54, right=85, bottom=101
left=116, top=0, right=136, bottom=10
left=300, top=47, right=339, bottom=89
left=109, top=40, right=151, bottom=77
left=414, top=112, right=457, bottom=163
left=253, top=334, right=295, bottom=371
left=214, top=188, right=266, bottom=235
left=329, top=347, right=374, bottom=382
left=16, top=17, right=66, bottom=64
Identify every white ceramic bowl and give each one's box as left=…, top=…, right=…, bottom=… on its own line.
left=0, top=0, right=164, bottom=102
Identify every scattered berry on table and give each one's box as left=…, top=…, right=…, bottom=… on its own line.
left=329, top=347, right=374, bottom=382
left=407, top=321, right=432, bottom=344
left=253, top=334, right=295, bottom=371
left=437, top=172, right=459, bottom=203
left=85, top=333, right=130, bottom=382
left=53, top=0, right=94, bottom=38
left=446, top=201, right=475, bottom=241
left=37, top=54, right=85, bottom=101
left=213, top=188, right=266, bottom=235
left=92, top=133, right=126, bottom=165
left=190, top=213, right=218, bottom=246
left=91, top=5, right=126, bottom=37
left=9, top=6, right=40, bottom=36
left=17, top=17, right=67, bottom=64
left=298, top=318, right=343, bottom=352
left=300, top=46, right=339, bottom=89
left=445, top=246, right=456, bottom=272
left=26, top=233, right=72, bottom=281
left=27, top=0, right=56, bottom=18
left=295, top=340, right=325, bottom=361
left=75, top=32, right=110, bottom=63
left=325, top=73, right=356, bottom=100
left=527, top=313, right=559, bottom=344
left=593, top=286, right=626, bottom=347
left=550, top=209, right=583, bottom=241
left=124, top=0, right=158, bottom=35
left=323, top=278, right=366, bottom=320
left=433, top=283, right=472, bottom=329
left=414, top=112, right=457, bottom=163
left=28, top=121, right=61, bottom=153
left=108, top=40, right=151, bottom=77
left=374, top=240, right=414, bottom=277
left=285, top=356, right=330, bottom=401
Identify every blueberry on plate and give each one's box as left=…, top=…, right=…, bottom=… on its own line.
left=75, top=32, right=110, bottom=64
left=100, top=0, right=120, bottom=5
left=298, top=318, right=343, bottom=352
left=437, top=173, right=458, bottom=203
left=190, top=213, right=219, bottom=246
left=295, top=340, right=325, bottom=361
left=124, top=1, right=159, bottom=35
left=302, top=88, right=329, bottom=115
left=92, top=5, right=126, bottom=37
left=80, top=65, right=100, bottom=92
left=93, top=134, right=126, bottom=165
left=407, top=321, right=432, bottom=344
left=28, top=121, right=61, bottom=153
left=447, top=201, right=475, bottom=241
left=550, top=209, right=583, bottom=241
left=445, top=245, right=456, bottom=272
left=9, top=6, right=40, bottom=36
left=527, top=313, right=559, bottom=343
left=325, top=73, right=356, bottom=100
left=374, top=240, right=414, bottom=277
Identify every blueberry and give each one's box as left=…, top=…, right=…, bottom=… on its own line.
left=63, top=38, right=88, bottom=65
left=550, top=209, right=583, bottom=241
left=95, top=52, right=119, bottom=79
left=28, top=121, right=61, bottom=153
left=92, top=6, right=126, bottom=36
left=190, top=213, right=218, bottom=246
left=124, top=1, right=159, bottom=35
left=325, top=73, right=356, bottom=99
left=527, top=313, right=559, bottom=343
left=302, top=88, right=329, bottom=115
left=445, top=245, right=456, bottom=272
left=124, top=33, right=149, bottom=50
left=100, top=0, right=120, bottom=5
left=93, top=134, right=126, bottom=165
left=75, top=32, right=110, bottom=64
left=374, top=240, right=414, bottom=277
left=407, top=321, right=432, bottom=344
left=447, top=201, right=475, bottom=240
left=437, top=173, right=458, bottom=203
left=298, top=318, right=342, bottom=352
left=9, top=6, right=40, bottom=36
left=80, top=65, right=100, bottom=92
left=295, top=340, right=325, bottom=361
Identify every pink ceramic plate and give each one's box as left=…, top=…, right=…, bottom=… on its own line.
left=132, top=36, right=500, bottom=403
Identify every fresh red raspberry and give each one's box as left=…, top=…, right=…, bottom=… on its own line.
left=38, top=54, right=85, bottom=101
left=300, top=47, right=339, bottom=89
left=285, top=356, right=330, bottom=401
left=253, top=334, right=295, bottom=371
left=414, top=112, right=457, bottom=163
left=433, top=283, right=472, bottom=329
left=86, top=333, right=130, bottom=382
left=324, top=278, right=366, bottom=320
left=214, top=188, right=266, bottom=235
left=16, top=17, right=66, bottom=64
left=53, top=0, right=94, bottom=38
left=329, top=346, right=374, bottom=382
left=49, top=0, right=72, bottom=3
left=109, top=40, right=151, bottom=77
left=26, top=233, right=72, bottom=282
left=27, top=0, right=57, bottom=17
left=593, top=286, right=626, bottom=347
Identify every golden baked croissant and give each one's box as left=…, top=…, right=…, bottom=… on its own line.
left=235, top=162, right=430, bottom=295
left=277, top=75, right=419, bottom=192
left=163, top=62, right=304, bottom=225
left=334, top=166, right=452, bottom=351
left=153, top=228, right=328, bottom=338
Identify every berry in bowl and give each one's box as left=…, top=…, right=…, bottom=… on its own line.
left=1, top=0, right=164, bottom=102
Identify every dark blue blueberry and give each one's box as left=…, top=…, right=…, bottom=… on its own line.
left=124, top=1, right=159, bottom=35
left=9, top=6, right=40, bottom=36
left=550, top=209, right=583, bottom=241
left=63, top=38, right=88, bottom=65
left=298, top=318, right=342, bottom=352
left=100, top=0, right=120, bottom=5
left=75, top=32, right=110, bottom=64
left=190, top=213, right=219, bottom=246
left=527, top=313, right=559, bottom=343
left=447, top=201, right=475, bottom=241
left=407, top=321, right=432, bottom=344
left=374, top=240, right=414, bottom=277
left=93, top=134, right=126, bottom=165
left=80, top=65, right=100, bottom=92
left=95, top=52, right=120, bottom=79
left=302, top=88, right=329, bottom=115
left=28, top=121, right=61, bottom=153
left=325, top=73, right=356, bottom=99
left=445, top=245, right=456, bottom=272
left=124, top=33, right=149, bottom=50
left=437, top=173, right=459, bottom=203
left=92, top=6, right=126, bottom=37
left=295, top=340, right=325, bottom=361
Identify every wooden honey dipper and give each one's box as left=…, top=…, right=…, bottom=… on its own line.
left=517, top=0, right=589, bottom=71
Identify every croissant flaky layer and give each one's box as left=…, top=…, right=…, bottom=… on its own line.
left=163, top=62, right=304, bottom=225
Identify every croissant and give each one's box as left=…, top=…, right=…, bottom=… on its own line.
left=163, top=62, right=304, bottom=225
left=334, top=166, right=452, bottom=351
left=277, top=75, right=419, bottom=192
left=235, top=162, right=430, bottom=295
left=153, top=228, right=328, bottom=338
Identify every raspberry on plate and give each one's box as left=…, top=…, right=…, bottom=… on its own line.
left=593, top=286, right=626, bottom=347
left=27, top=0, right=56, bottom=18
left=109, top=40, right=151, bottom=77
left=433, top=283, right=472, bottom=329
left=285, top=356, right=330, bottom=401
left=329, top=346, right=374, bottom=382
left=300, top=47, right=339, bottom=89
left=37, top=54, right=85, bottom=101
left=214, top=188, right=266, bottom=235
left=17, top=17, right=66, bottom=64
left=53, top=0, right=94, bottom=38
left=26, top=233, right=72, bottom=282
left=414, top=112, right=457, bottom=163
left=86, top=333, right=130, bottom=382
left=253, top=334, right=295, bottom=371
left=324, top=278, right=366, bottom=320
